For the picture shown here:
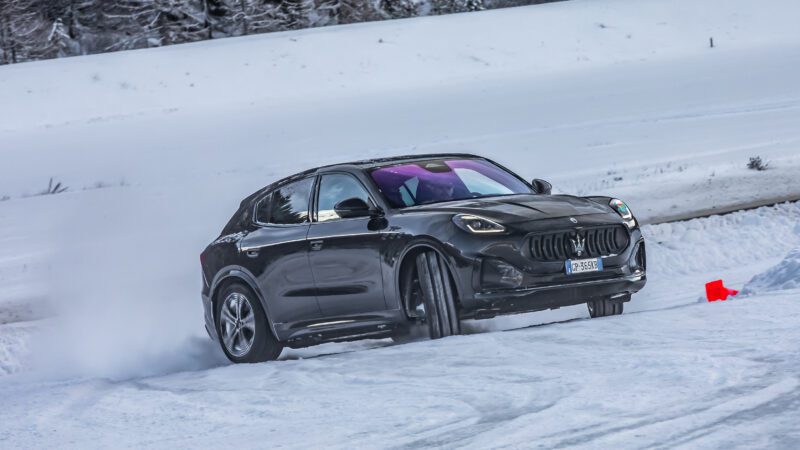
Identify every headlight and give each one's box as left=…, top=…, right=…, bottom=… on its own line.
left=609, top=198, right=636, bottom=228
left=453, top=214, right=506, bottom=234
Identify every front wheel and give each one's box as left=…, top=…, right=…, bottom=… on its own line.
left=412, top=251, right=462, bottom=339
left=216, top=283, right=283, bottom=363
left=587, top=297, right=624, bottom=318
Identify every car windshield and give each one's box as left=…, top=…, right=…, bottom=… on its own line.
left=369, top=158, right=533, bottom=208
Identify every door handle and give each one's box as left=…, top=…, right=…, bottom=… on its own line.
left=310, top=240, right=324, bottom=251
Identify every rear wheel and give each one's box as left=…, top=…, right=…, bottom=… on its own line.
left=216, top=283, right=283, bottom=363
left=406, top=250, right=461, bottom=339
left=587, top=297, right=624, bottom=318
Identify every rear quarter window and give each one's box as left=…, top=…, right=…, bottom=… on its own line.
left=255, top=196, right=271, bottom=224
left=265, top=178, right=314, bottom=225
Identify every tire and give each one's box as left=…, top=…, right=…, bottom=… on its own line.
left=414, top=251, right=461, bottom=339
left=587, top=297, right=624, bottom=318
left=216, top=282, right=283, bottom=363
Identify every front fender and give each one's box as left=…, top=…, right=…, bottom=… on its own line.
left=389, top=236, right=473, bottom=315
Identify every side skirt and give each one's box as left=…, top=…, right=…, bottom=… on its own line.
left=282, top=310, right=406, bottom=349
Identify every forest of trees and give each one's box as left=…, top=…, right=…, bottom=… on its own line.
left=0, top=0, right=561, bottom=65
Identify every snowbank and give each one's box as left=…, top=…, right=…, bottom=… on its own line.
left=741, top=219, right=800, bottom=294
left=643, top=203, right=800, bottom=278
left=744, top=247, right=800, bottom=294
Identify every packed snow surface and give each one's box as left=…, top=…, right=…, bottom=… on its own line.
left=1, top=0, right=800, bottom=447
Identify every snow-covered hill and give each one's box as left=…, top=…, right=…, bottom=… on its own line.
left=1, top=0, right=799, bottom=213
left=1, top=0, right=800, bottom=447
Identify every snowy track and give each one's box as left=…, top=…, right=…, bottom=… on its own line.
left=4, top=293, right=800, bottom=449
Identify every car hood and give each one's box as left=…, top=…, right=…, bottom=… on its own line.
left=407, top=194, right=611, bottom=223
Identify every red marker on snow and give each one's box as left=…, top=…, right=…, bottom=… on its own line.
left=705, top=280, right=739, bottom=302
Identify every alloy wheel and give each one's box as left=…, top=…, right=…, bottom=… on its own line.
left=220, top=292, right=256, bottom=357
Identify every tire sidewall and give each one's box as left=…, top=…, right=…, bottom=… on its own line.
left=216, top=282, right=281, bottom=363
left=416, top=251, right=460, bottom=339
left=588, top=298, right=624, bottom=318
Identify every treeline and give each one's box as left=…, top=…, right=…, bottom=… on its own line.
left=0, top=0, right=561, bottom=65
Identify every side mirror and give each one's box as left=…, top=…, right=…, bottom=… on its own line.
left=334, top=197, right=377, bottom=219
left=532, top=179, right=552, bottom=195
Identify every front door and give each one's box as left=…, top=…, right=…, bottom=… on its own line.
left=308, top=173, right=387, bottom=318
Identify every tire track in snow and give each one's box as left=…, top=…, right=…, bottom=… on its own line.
left=407, top=97, right=800, bottom=157
left=656, top=382, right=800, bottom=448
left=544, top=377, right=800, bottom=449
left=394, top=399, right=560, bottom=449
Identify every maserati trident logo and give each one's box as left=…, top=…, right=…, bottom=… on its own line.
left=571, top=233, right=586, bottom=257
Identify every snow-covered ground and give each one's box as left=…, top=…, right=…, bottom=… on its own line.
left=1, top=0, right=800, bottom=447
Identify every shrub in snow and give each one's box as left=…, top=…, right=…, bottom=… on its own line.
left=747, top=156, right=769, bottom=171
left=37, top=177, right=68, bottom=196
left=742, top=247, right=800, bottom=294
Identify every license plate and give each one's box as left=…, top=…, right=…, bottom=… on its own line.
left=565, top=257, right=603, bottom=275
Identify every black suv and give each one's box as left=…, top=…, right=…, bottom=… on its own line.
left=200, top=154, right=646, bottom=362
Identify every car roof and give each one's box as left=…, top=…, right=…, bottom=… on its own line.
left=242, top=153, right=488, bottom=205
left=318, top=153, right=484, bottom=170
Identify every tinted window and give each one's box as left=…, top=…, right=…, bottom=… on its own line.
left=454, top=167, right=515, bottom=195
left=369, top=159, right=532, bottom=208
left=269, top=178, right=313, bottom=225
left=255, top=197, right=271, bottom=224
left=317, top=174, right=372, bottom=222
left=398, top=177, right=419, bottom=207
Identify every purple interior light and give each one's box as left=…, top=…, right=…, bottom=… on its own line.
left=369, top=158, right=531, bottom=208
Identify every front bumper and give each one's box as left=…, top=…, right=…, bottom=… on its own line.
left=448, top=223, right=648, bottom=320
left=460, top=272, right=646, bottom=319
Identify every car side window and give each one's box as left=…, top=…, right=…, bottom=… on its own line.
left=268, top=178, right=313, bottom=225
left=317, top=174, right=372, bottom=222
left=255, top=196, right=271, bottom=224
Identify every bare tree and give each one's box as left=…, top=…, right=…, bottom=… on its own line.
left=377, top=0, right=418, bottom=19
left=0, top=0, right=46, bottom=63
left=278, top=0, right=311, bottom=30
left=1, top=0, right=558, bottom=65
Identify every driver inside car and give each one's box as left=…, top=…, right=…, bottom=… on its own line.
left=417, top=179, right=457, bottom=204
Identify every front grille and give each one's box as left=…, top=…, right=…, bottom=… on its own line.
left=529, top=225, right=629, bottom=261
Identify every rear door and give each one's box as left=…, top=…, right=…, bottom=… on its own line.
left=239, top=177, right=321, bottom=335
left=307, top=173, right=388, bottom=318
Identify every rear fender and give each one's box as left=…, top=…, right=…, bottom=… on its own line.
left=209, top=266, right=280, bottom=339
